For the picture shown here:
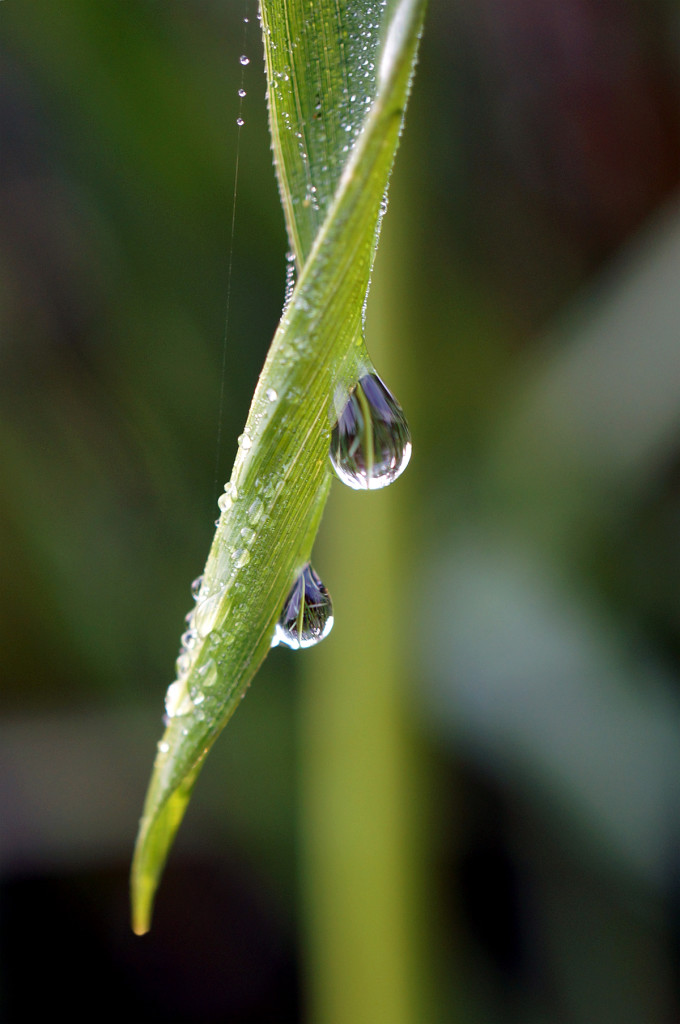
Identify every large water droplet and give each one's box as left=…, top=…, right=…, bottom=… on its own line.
left=330, top=373, right=412, bottom=490
left=272, top=563, right=334, bottom=650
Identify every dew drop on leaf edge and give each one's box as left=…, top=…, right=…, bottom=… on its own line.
left=330, top=372, right=412, bottom=490
left=272, top=563, right=334, bottom=650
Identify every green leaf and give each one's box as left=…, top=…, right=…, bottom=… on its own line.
left=131, top=0, right=427, bottom=935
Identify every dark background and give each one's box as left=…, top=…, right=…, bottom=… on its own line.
left=2, top=1, right=680, bottom=1021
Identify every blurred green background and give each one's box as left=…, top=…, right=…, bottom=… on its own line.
left=2, top=1, right=680, bottom=1021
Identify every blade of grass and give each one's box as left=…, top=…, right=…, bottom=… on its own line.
left=131, top=0, right=427, bottom=934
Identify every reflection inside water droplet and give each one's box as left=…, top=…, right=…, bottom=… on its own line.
left=330, top=372, right=411, bottom=490
left=272, top=563, right=334, bottom=650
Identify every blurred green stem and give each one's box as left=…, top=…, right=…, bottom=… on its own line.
left=300, top=201, right=437, bottom=1022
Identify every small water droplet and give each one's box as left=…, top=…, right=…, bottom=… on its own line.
left=193, top=691, right=205, bottom=706
left=198, top=658, right=217, bottom=686
left=239, top=54, right=250, bottom=65
left=191, top=575, right=204, bottom=600
left=194, top=590, right=223, bottom=638
left=181, top=628, right=197, bottom=650
left=232, top=548, right=250, bottom=569
left=266, top=387, right=278, bottom=402
left=272, top=563, right=334, bottom=650
left=238, top=88, right=247, bottom=98
left=157, top=741, right=170, bottom=754
left=175, top=652, right=191, bottom=676
left=238, top=432, right=252, bottom=450
left=240, top=526, right=256, bottom=545
left=330, top=372, right=411, bottom=490
left=165, top=680, right=194, bottom=718
left=219, top=481, right=238, bottom=513
left=236, top=117, right=245, bottom=126
left=248, top=497, right=264, bottom=524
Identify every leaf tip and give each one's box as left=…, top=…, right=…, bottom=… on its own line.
left=130, top=855, right=155, bottom=935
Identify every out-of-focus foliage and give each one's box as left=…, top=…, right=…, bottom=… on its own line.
left=2, top=1, right=680, bottom=1021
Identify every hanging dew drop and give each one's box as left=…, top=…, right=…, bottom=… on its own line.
left=272, top=563, right=334, bottom=650
left=236, top=117, right=245, bottom=126
left=239, top=54, right=250, bottom=65
left=238, top=88, right=246, bottom=98
left=330, top=372, right=412, bottom=490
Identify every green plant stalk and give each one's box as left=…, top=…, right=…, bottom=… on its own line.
left=300, top=175, right=441, bottom=1022
left=131, top=0, right=427, bottom=935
